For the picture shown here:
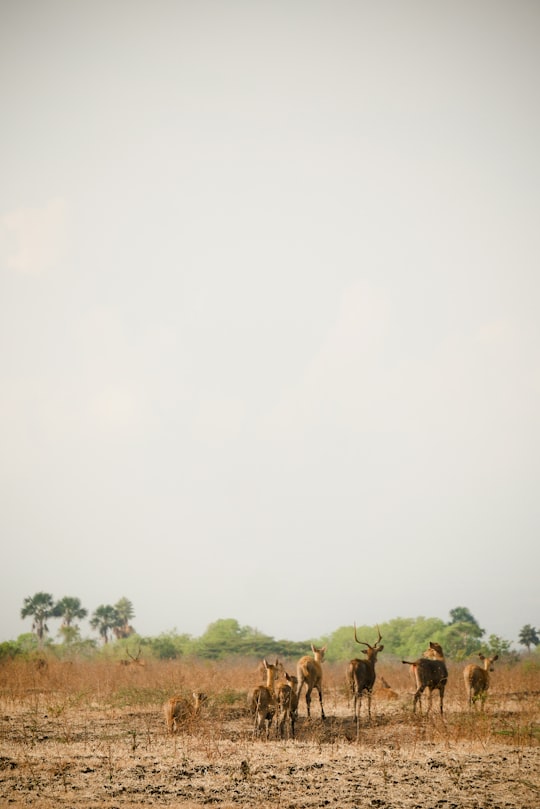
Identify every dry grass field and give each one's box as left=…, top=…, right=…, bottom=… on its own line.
left=0, top=655, right=538, bottom=808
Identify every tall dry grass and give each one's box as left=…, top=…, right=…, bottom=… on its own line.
left=0, top=654, right=538, bottom=750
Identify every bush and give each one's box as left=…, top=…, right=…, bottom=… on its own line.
left=0, top=641, right=21, bottom=662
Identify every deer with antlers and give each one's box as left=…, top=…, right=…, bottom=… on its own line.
left=296, top=644, right=326, bottom=720
left=464, top=653, right=498, bottom=708
left=276, top=672, right=299, bottom=739
left=402, top=641, right=448, bottom=714
left=347, top=625, right=384, bottom=731
left=249, top=658, right=279, bottom=739
left=118, top=645, right=145, bottom=667
left=164, top=692, right=208, bottom=734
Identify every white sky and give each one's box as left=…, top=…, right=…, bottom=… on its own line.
left=1, top=1, right=539, bottom=647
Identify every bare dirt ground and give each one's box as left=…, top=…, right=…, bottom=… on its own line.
left=0, top=658, right=538, bottom=808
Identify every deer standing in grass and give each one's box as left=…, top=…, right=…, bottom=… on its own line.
left=119, top=645, right=145, bottom=667
left=249, top=658, right=279, bottom=739
left=347, top=625, right=384, bottom=732
left=276, top=672, right=299, bottom=739
left=297, top=644, right=326, bottom=720
left=402, top=641, right=448, bottom=714
left=464, top=653, right=498, bottom=708
left=164, top=692, right=207, bottom=734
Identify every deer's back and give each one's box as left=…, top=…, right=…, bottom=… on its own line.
left=348, top=658, right=376, bottom=691
left=297, top=656, right=321, bottom=683
left=417, top=658, right=448, bottom=687
left=277, top=683, right=293, bottom=711
left=250, top=685, right=275, bottom=714
left=165, top=695, right=191, bottom=720
left=464, top=664, right=488, bottom=692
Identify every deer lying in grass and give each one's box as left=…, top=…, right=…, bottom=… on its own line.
left=164, top=692, right=207, bottom=734
left=347, top=625, right=384, bottom=729
left=402, top=641, right=448, bottom=714
left=249, top=658, right=279, bottom=739
left=377, top=676, right=399, bottom=701
left=297, top=644, right=326, bottom=720
left=464, top=653, right=498, bottom=708
left=276, top=672, right=298, bottom=739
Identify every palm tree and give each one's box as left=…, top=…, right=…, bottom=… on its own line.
left=54, top=596, right=88, bottom=644
left=518, top=624, right=539, bottom=652
left=21, top=592, right=56, bottom=646
left=90, top=605, right=118, bottom=644
left=112, top=597, right=135, bottom=639
left=54, top=596, right=88, bottom=627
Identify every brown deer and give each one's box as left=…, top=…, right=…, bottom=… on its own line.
left=276, top=672, right=299, bottom=739
left=377, top=676, right=399, bottom=701
left=463, top=653, right=498, bottom=708
left=347, top=625, right=384, bottom=729
left=296, top=644, right=326, bottom=720
left=402, top=641, right=448, bottom=714
left=249, top=658, right=279, bottom=739
left=164, top=691, right=207, bottom=733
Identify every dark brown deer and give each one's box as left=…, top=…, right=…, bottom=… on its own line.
left=249, top=658, right=279, bottom=739
left=402, top=641, right=448, bottom=714
left=347, top=625, right=384, bottom=731
left=463, top=653, right=498, bottom=708
left=164, top=691, right=207, bottom=733
left=297, top=644, right=326, bottom=720
left=276, top=672, right=299, bottom=739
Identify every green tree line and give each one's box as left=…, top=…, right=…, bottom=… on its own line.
left=6, top=593, right=539, bottom=664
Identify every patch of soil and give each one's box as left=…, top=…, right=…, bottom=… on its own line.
left=1, top=697, right=539, bottom=808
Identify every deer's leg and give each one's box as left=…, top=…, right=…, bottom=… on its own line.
left=278, top=711, right=285, bottom=739
left=305, top=686, right=312, bottom=718
left=426, top=687, right=434, bottom=713
left=296, top=682, right=305, bottom=716
left=316, top=685, right=325, bottom=720
left=413, top=685, right=425, bottom=713
left=354, top=691, right=362, bottom=740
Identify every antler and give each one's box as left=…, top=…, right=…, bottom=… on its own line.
left=354, top=623, right=383, bottom=648
left=353, top=623, right=370, bottom=647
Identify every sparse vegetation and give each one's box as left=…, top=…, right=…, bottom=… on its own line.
left=0, top=654, right=538, bottom=807
left=11, top=597, right=539, bottom=804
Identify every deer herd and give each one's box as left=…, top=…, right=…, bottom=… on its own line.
left=162, top=627, right=500, bottom=739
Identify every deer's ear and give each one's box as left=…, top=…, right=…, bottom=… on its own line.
left=378, top=645, right=384, bottom=652
left=479, top=653, right=485, bottom=660
left=493, top=655, right=499, bottom=661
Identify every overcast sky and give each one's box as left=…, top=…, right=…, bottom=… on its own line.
left=1, top=1, right=539, bottom=648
